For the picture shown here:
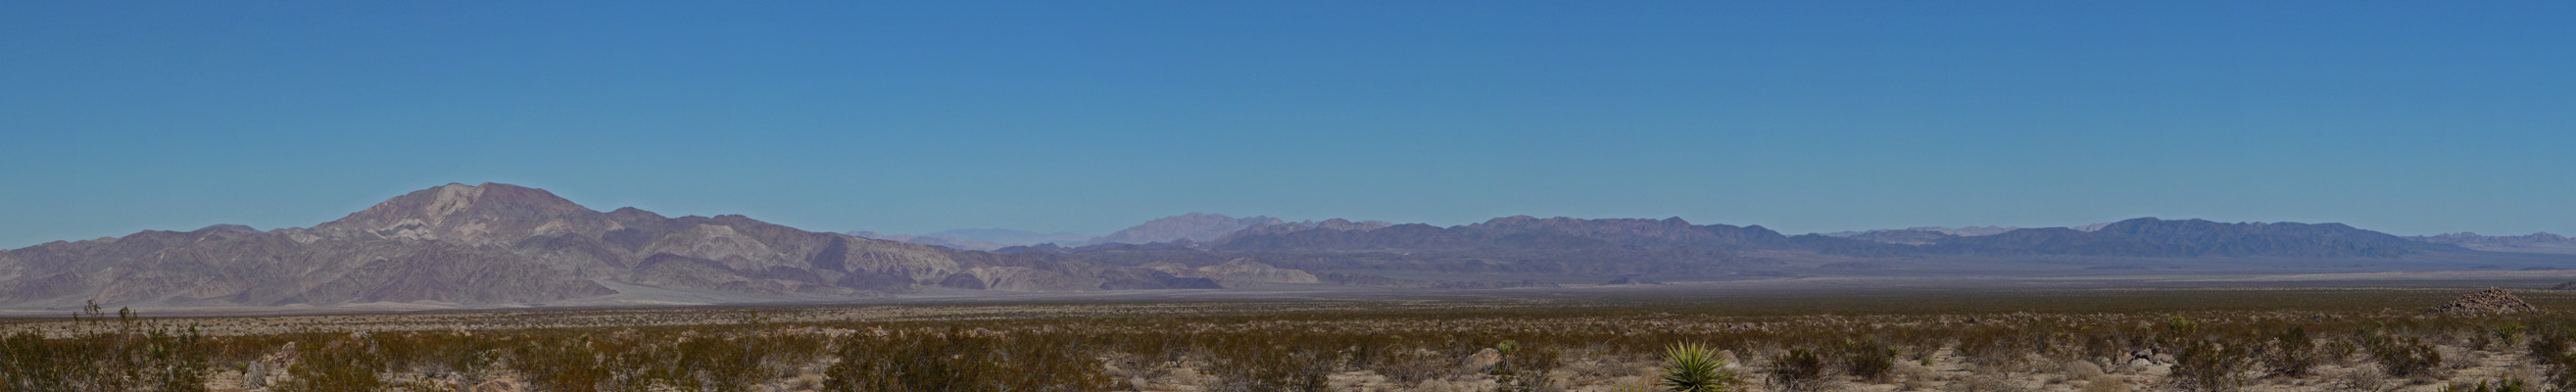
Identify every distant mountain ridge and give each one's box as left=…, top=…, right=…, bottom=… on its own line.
left=925, top=228, right=1092, bottom=245
left=1082, top=213, right=1284, bottom=246
left=1821, top=225, right=2021, bottom=238
left=3, top=184, right=2564, bottom=310
left=1893, top=218, right=2461, bottom=258
left=849, top=228, right=1091, bottom=251
left=0, top=183, right=1247, bottom=309
left=2409, top=232, right=2576, bottom=255
left=1208, top=216, right=1817, bottom=253
left=1203, top=217, right=2467, bottom=260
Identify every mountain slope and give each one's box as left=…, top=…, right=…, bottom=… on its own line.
left=1907, top=218, right=2461, bottom=258
left=1206, top=216, right=1800, bottom=252
left=0, top=183, right=1222, bottom=309
left=2410, top=232, right=2576, bottom=255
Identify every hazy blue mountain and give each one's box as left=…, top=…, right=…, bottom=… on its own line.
left=1909, top=218, right=2462, bottom=258
left=920, top=228, right=1092, bottom=246
left=848, top=228, right=1092, bottom=251
left=2409, top=232, right=2576, bottom=255
left=1082, top=213, right=1284, bottom=246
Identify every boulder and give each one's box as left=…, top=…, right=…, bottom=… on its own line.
left=1461, top=348, right=1501, bottom=370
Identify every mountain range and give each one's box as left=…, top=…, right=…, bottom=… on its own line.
left=1080, top=213, right=1286, bottom=246
left=3, top=183, right=2568, bottom=310
left=2408, top=232, right=2576, bottom=255
left=847, top=229, right=1090, bottom=252
left=0, top=183, right=1269, bottom=309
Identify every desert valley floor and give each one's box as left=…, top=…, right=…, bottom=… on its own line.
left=12, top=271, right=2576, bottom=391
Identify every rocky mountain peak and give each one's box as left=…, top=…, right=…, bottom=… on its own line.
left=334, top=183, right=593, bottom=223
left=314, top=182, right=608, bottom=244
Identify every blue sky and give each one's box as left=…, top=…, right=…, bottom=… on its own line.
left=4, top=2, right=2572, bottom=248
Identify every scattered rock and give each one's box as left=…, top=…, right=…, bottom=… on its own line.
left=240, top=362, right=267, bottom=388
left=1462, top=348, right=1501, bottom=370
left=471, top=380, right=517, bottom=392
left=2430, top=288, right=2540, bottom=315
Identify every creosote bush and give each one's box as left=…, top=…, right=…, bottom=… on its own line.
left=9, top=291, right=2576, bottom=390
left=1767, top=347, right=1829, bottom=392
left=2368, top=334, right=2446, bottom=380
left=2168, top=337, right=2250, bottom=392
left=0, top=302, right=208, bottom=392
left=2264, top=326, right=2316, bottom=377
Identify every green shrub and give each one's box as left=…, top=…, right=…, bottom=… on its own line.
left=2366, top=334, right=2445, bottom=380
left=2169, top=338, right=2250, bottom=392
left=1767, top=347, right=1829, bottom=392
left=1835, top=338, right=1895, bottom=382
left=2264, top=327, right=2315, bottom=378
left=276, top=335, right=386, bottom=392
left=0, top=303, right=208, bottom=392
left=1493, top=340, right=1561, bottom=392
left=820, top=328, right=1114, bottom=392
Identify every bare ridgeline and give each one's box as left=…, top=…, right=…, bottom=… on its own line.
left=11, top=183, right=2576, bottom=391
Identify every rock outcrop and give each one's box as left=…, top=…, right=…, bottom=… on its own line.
left=2430, top=288, right=2540, bottom=315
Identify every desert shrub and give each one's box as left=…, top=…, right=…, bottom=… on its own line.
left=1107, top=333, right=1182, bottom=380
left=1836, top=338, right=1895, bottom=382
left=1201, top=341, right=1333, bottom=392
left=2529, top=331, right=2576, bottom=392
left=821, top=329, right=1114, bottom=392
left=0, top=304, right=210, bottom=392
left=635, top=332, right=796, bottom=392
left=2366, top=334, right=2445, bottom=380
left=506, top=335, right=613, bottom=392
left=2168, top=338, right=2249, bottom=392
left=1767, top=347, right=1830, bottom=392
left=1373, top=346, right=1454, bottom=384
left=1944, top=373, right=2030, bottom=392
left=2494, top=323, right=2528, bottom=349
left=2078, top=378, right=2130, bottom=392
left=2163, top=317, right=2200, bottom=340
left=1955, top=327, right=2027, bottom=370
left=2332, top=366, right=2400, bottom=392
left=276, top=335, right=387, bottom=392
left=1000, top=332, right=1119, bottom=392
left=2263, top=327, right=2316, bottom=377
left=1659, top=342, right=1739, bottom=392
left=2440, top=378, right=2531, bottom=392
left=821, top=330, right=996, bottom=392
left=1492, top=340, right=1561, bottom=392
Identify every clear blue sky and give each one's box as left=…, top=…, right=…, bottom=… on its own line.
left=5, top=2, right=2572, bottom=248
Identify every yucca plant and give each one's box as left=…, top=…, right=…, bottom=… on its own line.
left=1659, top=342, right=1738, bottom=392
